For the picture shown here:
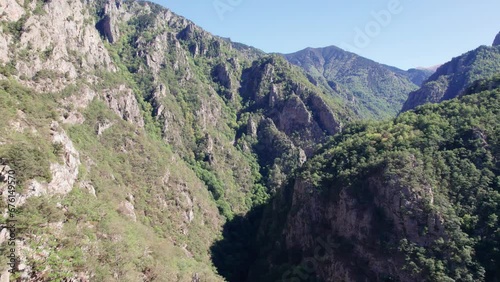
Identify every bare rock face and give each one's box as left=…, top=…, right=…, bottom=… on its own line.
left=15, top=121, right=81, bottom=203
left=61, top=86, right=97, bottom=125
left=278, top=95, right=312, bottom=135
left=212, top=63, right=232, bottom=89
left=47, top=121, right=81, bottom=195
left=308, top=94, right=342, bottom=135
left=281, top=155, right=441, bottom=281
left=103, top=85, right=145, bottom=128
left=14, top=0, right=115, bottom=91
left=494, top=31, right=500, bottom=46
left=0, top=26, right=10, bottom=63
left=247, top=117, right=258, bottom=137
left=141, top=30, right=192, bottom=82
left=0, top=0, right=25, bottom=22
left=97, top=0, right=132, bottom=43
left=118, top=200, right=137, bottom=222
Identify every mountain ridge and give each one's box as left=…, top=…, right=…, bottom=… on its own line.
left=0, top=0, right=352, bottom=280
left=402, top=44, right=500, bottom=112
left=0, top=0, right=498, bottom=281
left=283, top=45, right=432, bottom=119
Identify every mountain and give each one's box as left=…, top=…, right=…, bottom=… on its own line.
left=0, top=0, right=498, bottom=281
left=406, top=67, right=437, bottom=85
left=230, top=76, right=500, bottom=282
left=283, top=46, right=432, bottom=119
left=402, top=41, right=500, bottom=112
left=0, top=0, right=355, bottom=280
left=494, top=32, right=500, bottom=46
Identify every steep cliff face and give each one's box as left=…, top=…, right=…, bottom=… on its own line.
left=493, top=31, right=500, bottom=46
left=401, top=44, right=500, bottom=112
left=283, top=46, right=425, bottom=119
left=247, top=84, right=500, bottom=282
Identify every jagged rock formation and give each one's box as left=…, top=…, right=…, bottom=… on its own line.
left=102, top=85, right=145, bottom=128
left=2, top=0, right=498, bottom=281
left=402, top=44, right=500, bottom=112
left=493, top=31, right=500, bottom=46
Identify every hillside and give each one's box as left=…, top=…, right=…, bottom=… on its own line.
left=402, top=44, right=500, bottom=112
left=283, top=46, right=430, bottom=119
left=0, top=0, right=498, bottom=281
left=237, top=76, right=500, bottom=282
left=0, top=0, right=352, bottom=280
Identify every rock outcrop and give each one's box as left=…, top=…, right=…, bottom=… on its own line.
left=103, top=85, right=145, bottom=128
left=47, top=121, right=80, bottom=195
left=279, top=155, right=442, bottom=281
left=0, top=0, right=25, bottom=22
left=494, top=31, right=500, bottom=46
left=13, top=0, right=115, bottom=91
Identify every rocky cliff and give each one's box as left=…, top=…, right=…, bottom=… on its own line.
left=401, top=42, right=500, bottom=112
left=493, top=31, right=500, bottom=46
left=1, top=1, right=498, bottom=281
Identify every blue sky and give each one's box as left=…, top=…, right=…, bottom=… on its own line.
left=152, top=0, right=500, bottom=70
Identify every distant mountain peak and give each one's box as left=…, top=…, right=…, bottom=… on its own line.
left=415, top=65, right=441, bottom=72
left=494, top=31, right=500, bottom=46
left=283, top=46, right=429, bottom=119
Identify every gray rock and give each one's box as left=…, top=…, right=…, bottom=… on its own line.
left=47, top=121, right=81, bottom=195
left=103, top=85, right=145, bottom=128
left=494, top=31, right=500, bottom=46
left=0, top=0, right=25, bottom=22
left=212, top=63, right=232, bottom=89
left=15, top=0, right=115, bottom=91
left=118, top=200, right=137, bottom=222
left=0, top=27, right=10, bottom=63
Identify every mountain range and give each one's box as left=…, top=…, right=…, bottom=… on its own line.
left=283, top=46, right=431, bottom=119
left=402, top=45, right=500, bottom=112
left=0, top=0, right=499, bottom=281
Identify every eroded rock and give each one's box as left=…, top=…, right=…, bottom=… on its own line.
left=103, top=85, right=145, bottom=128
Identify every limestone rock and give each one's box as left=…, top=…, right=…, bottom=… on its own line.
left=0, top=27, right=10, bottom=63
left=308, top=94, right=342, bottom=135
left=103, top=85, right=145, bottom=128
left=47, top=121, right=80, bottom=195
left=96, top=119, right=113, bottom=136
left=212, top=63, right=232, bottom=89
left=118, top=200, right=137, bottom=222
left=278, top=95, right=312, bottom=135
left=247, top=117, right=257, bottom=137
left=281, top=155, right=443, bottom=281
left=0, top=0, right=25, bottom=22
left=96, top=0, right=130, bottom=44
left=0, top=270, right=9, bottom=282
left=61, top=86, right=97, bottom=125
left=79, top=181, right=96, bottom=197
left=15, top=0, right=115, bottom=91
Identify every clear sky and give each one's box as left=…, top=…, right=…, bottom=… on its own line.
left=151, top=0, right=500, bottom=70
